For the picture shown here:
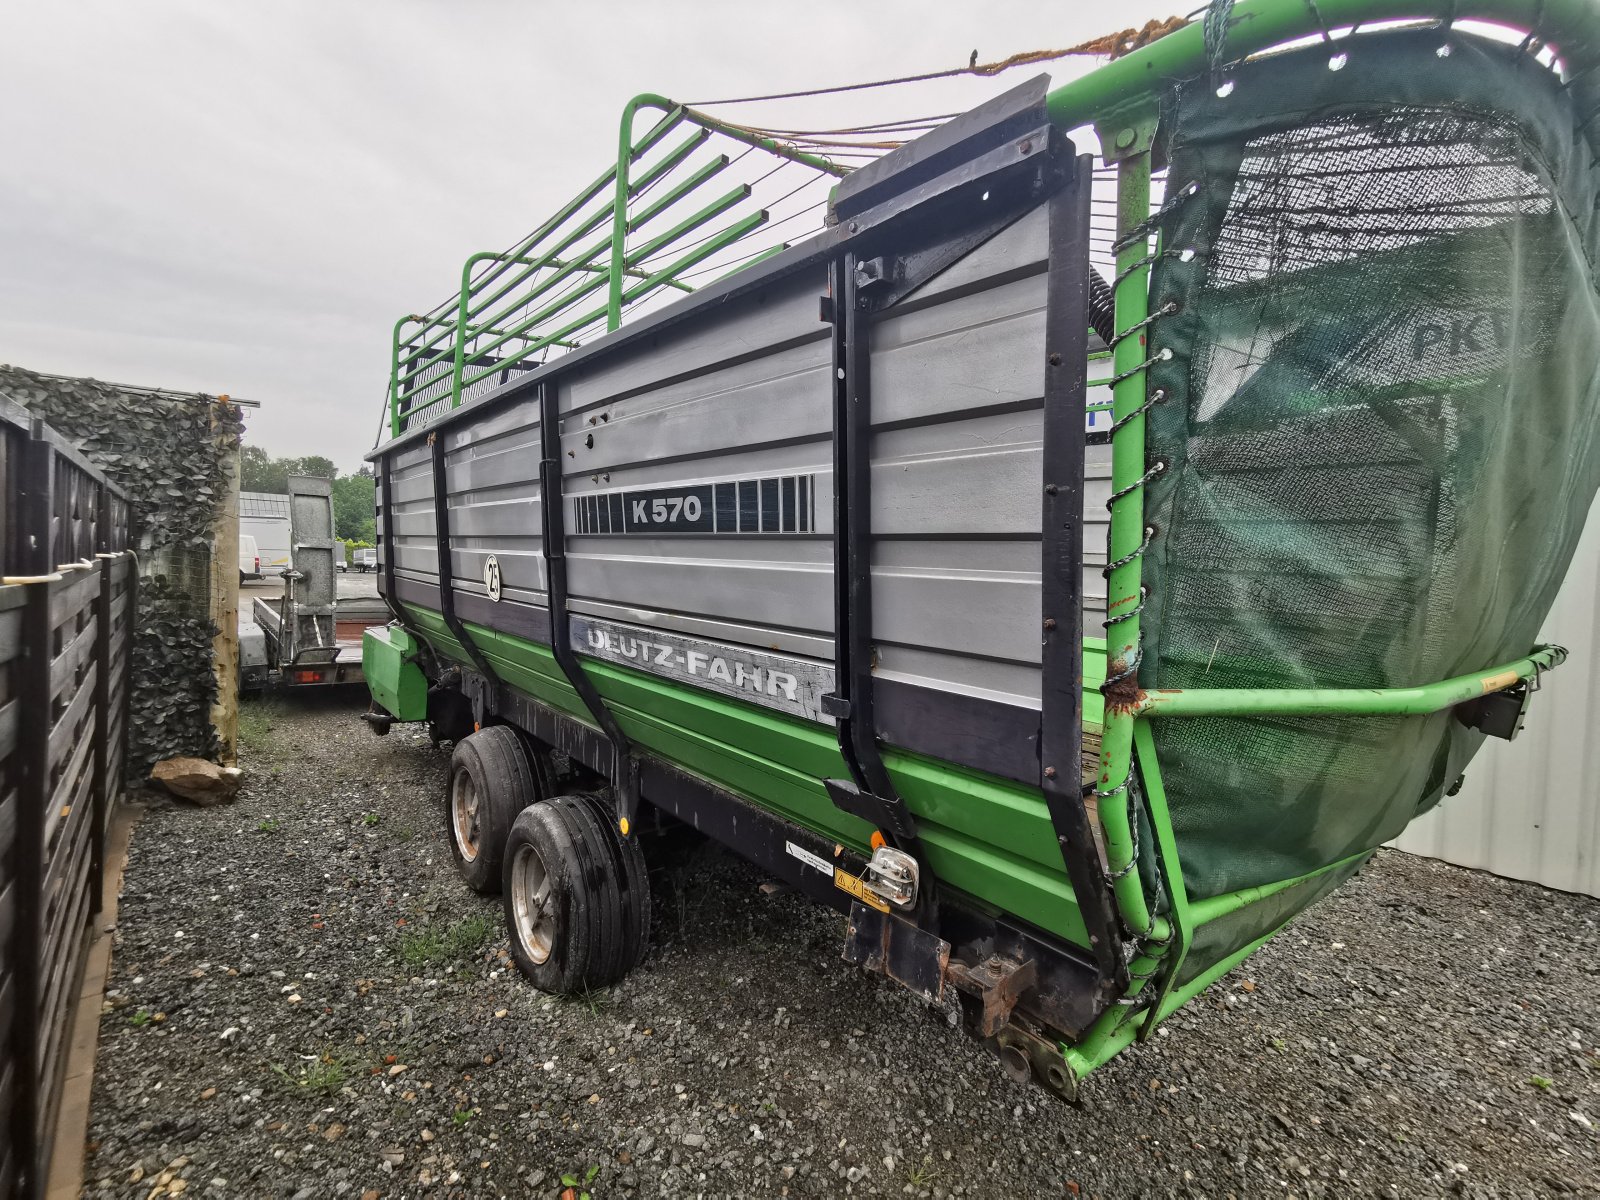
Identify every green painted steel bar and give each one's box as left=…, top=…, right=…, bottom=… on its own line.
left=608, top=95, right=682, bottom=331
left=458, top=238, right=618, bottom=374
left=620, top=210, right=770, bottom=305
left=607, top=94, right=850, bottom=331
left=398, top=169, right=621, bottom=394
left=463, top=251, right=692, bottom=338
left=551, top=256, right=695, bottom=293
left=388, top=315, right=421, bottom=438
left=1187, top=846, right=1378, bottom=926
left=1067, top=845, right=1378, bottom=1076
left=460, top=271, right=615, bottom=389
left=628, top=154, right=733, bottom=233
left=410, top=166, right=627, bottom=401
left=1095, top=133, right=1161, bottom=944
left=1136, top=645, right=1567, bottom=718
left=448, top=252, right=505, bottom=410
left=1066, top=911, right=1294, bottom=1078
left=463, top=312, right=604, bottom=389
left=1042, top=0, right=1600, bottom=136
left=395, top=309, right=465, bottom=391
left=459, top=206, right=616, bottom=336
left=460, top=169, right=614, bottom=309
left=393, top=317, right=460, bottom=424
left=624, top=184, right=752, bottom=269
left=684, top=111, right=850, bottom=178
left=711, top=241, right=791, bottom=284
left=630, top=127, right=714, bottom=197
left=1128, top=718, right=1192, bottom=1040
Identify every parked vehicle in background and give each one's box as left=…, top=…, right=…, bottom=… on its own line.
left=240, top=490, right=292, bottom=575
left=238, top=533, right=261, bottom=582
left=252, top=476, right=387, bottom=689
left=354, top=548, right=377, bottom=572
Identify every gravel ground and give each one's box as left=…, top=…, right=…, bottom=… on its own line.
left=84, top=693, right=1599, bottom=1199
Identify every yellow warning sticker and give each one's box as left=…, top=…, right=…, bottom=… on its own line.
left=833, top=867, right=890, bottom=913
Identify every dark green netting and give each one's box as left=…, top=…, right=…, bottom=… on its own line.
left=1139, top=30, right=1600, bottom=961
left=1176, top=855, right=1368, bottom=987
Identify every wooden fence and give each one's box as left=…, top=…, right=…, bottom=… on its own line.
left=0, top=397, right=132, bottom=1198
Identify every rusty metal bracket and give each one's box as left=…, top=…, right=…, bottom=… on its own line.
left=841, top=901, right=950, bottom=1004
left=992, top=1021, right=1079, bottom=1102
left=1093, top=100, right=1159, bottom=165
left=946, top=954, right=1039, bottom=1039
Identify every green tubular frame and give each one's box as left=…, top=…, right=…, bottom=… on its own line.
left=387, top=96, right=849, bottom=437
left=1043, top=0, right=1595, bottom=1083
left=604, top=94, right=845, bottom=333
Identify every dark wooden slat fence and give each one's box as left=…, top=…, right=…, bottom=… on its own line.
left=0, top=396, right=132, bottom=1199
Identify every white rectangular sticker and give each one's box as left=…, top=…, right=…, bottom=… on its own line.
left=785, top=840, right=834, bottom=875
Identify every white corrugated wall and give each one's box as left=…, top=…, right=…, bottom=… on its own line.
left=1391, top=503, right=1600, bottom=898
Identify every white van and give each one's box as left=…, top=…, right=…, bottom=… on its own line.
left=240, top=491, right=292, bottom=575
left=239, top=533, right=262, bottom=582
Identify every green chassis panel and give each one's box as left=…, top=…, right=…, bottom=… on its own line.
left=401, top=604, right=1103, bottom=949
left=363, top=625, right=429, bottom=721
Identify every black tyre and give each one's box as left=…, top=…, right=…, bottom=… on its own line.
left=501, top=793, right=650, bottom=994
left=446, top=725, right=543, bottom=894
left=579, top=793, right=651, bottom=976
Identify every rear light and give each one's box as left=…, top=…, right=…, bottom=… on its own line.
left=255, top=555, right=260, bottom=572
left=291, top=669, right=323, bottom=684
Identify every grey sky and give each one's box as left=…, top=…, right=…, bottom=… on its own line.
left=1, top=0, right=1177, bottom=473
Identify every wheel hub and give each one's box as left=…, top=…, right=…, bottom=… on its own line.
left=510, top=842, right=556, bottom=965
left=451, top=771, right=481, bottom=862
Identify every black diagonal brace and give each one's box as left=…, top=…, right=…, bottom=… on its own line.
left=429, top=430, right=499, bottom=695
left=537, top=381, right=641, bottom=832
left=1039, top=147, right=1127, bottom=994
left=822, top=251, right=936, bottom=914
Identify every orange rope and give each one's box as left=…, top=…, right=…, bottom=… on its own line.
left=971, top=17, right=1191, bottom=73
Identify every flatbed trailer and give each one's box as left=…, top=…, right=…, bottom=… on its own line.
left=362, top=0, right=1600, bottom=1098
left=250, top=476, right=386, bottom=689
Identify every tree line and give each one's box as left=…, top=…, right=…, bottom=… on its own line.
left=240, top=446, right=376, bottom=543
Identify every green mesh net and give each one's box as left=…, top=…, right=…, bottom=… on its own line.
left=1139, top=29, right=1600, bottom=969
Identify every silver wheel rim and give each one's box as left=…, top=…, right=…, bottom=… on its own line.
left=451, top=770, right=481, bottom=862
left=510, top=841, right=556, bottom=965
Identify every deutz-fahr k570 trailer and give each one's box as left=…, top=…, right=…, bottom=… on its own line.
left=362, top=0, right=1600, bottom=1097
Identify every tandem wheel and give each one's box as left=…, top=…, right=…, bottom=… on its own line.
left=502, top=792, right=650, bottom=994
left=445, top=724, right=552, bottom=893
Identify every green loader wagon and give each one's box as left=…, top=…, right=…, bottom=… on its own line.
left=362, top=0, right=1600, bottom=1098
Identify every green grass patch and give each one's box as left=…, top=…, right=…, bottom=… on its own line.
left=272, top=1050, right=359, bottom=1096
left=568, top=984, right=615, bottom=1017
left=905, top=1162, right=940, bottom=1189
left=398, top=914, right=493, bottom=967
left=237, top=699, right=288, bottom=758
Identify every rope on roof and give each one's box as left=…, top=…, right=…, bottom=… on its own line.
left=684, top=17, right=1190, bottom=107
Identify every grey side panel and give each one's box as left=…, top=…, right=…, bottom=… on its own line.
left=387, top=442, right=438, bottom=587
left=867, top=206, right=1104, bottom=703
left=389, top=198, right=1107, bottom=715
left=441, top=398, right=547, bottom=610
left=385, top=401, right=550, bottom=636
